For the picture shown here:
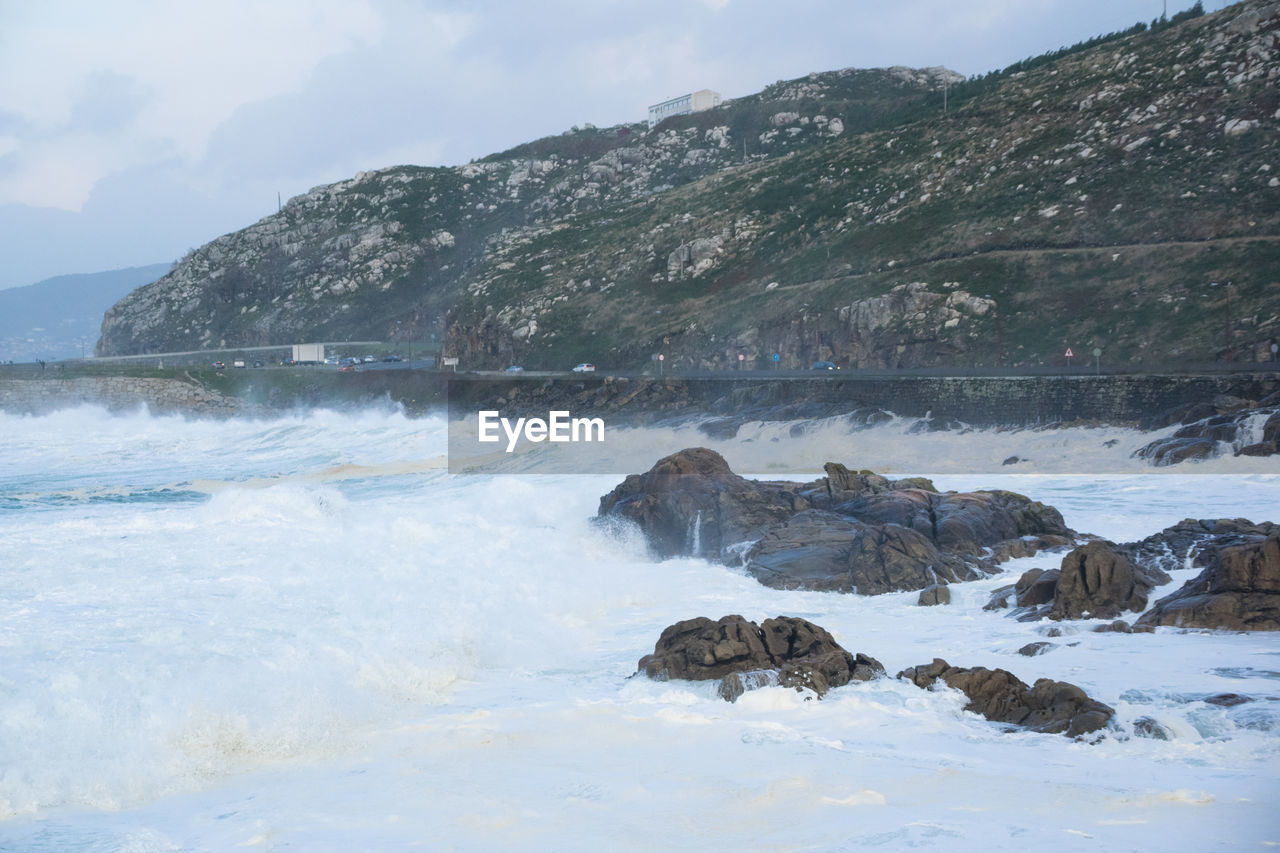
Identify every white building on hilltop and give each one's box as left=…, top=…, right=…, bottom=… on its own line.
left=647, top=89, right=722, bottom=128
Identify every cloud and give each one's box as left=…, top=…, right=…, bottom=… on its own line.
left=0, top=0, right=383, bottom=210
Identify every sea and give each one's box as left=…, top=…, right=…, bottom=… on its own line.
left=1, top=404, right=1278, bottom=851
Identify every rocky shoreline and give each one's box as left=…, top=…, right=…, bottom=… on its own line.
left=607, top=449, right=1280, bottom=733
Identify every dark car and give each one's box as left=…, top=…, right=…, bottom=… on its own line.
left=382, top=355, right=403, bottom=362
left=252, top=360, right=264, bottom=368
left=811, top=360, right=838, bottom=370
left=212, top=360, right=226, bottom=369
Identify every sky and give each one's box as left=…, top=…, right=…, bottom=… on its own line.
left=0, top=0, right=1215, bottom=289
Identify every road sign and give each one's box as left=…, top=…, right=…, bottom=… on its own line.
left=1064, top=347, right=1074, bottom=358
left=772, top=353, right=780, bottom=362
left=442, top=357, right=459, bottom=366
left=1092, top=348, right=1101, bottom=357
left=738, top=353, right=745, bottom=361
left=658, top=354, right=664, bottom=361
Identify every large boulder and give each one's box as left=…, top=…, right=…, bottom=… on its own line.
left=741, top=510, right=980, bottom=595
left=1136, top=532, right=1280, bottom=631
left=637, top=615, right=884, bottom=701
left=897, top=658, right=1114, bottom=737
left=596, top=448, right=800, bottom=559
left=599, top=449, right=1076, bottom=595
left=1049, top=541, right=1172, bottom=620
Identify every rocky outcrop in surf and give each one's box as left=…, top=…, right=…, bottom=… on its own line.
left=636, top=615, right=884, bottom=701
left=897, top=658, right=1115, bottom=738
left=598, top=449, right=1074, bottom=595
left=987, top=518, right=1279, bottom=631
left=1135, top=530, right=1280, bottom=631
left=1135, top=394, right=1279, bottom=465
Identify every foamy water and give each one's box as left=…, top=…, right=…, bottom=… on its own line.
left=1, top=406, right=1278, bottom=850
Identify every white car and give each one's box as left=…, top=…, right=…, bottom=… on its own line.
left=571, top=363, right=596, bottom=373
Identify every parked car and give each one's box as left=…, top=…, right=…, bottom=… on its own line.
left=324, top=356, right=339, bottom=365
left=504, top=365, right=524, bottom=373
left=571, top=363, right=596, bottom=373
left=382, top=355, right=403, bottom=362
left=362, top=355, right=376, bottom=363
left=233, top=359, right=246, bottom=368
left=811, top=360, right=838, bottom=370
left=252, top=360, right=264, bottom=368
left=212, top=360, right=226, bottom=369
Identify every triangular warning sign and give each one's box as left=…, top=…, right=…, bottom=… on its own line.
left=1064, top=347, right=1074, bottom=358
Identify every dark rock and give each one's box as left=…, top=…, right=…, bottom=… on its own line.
left=918, top=584, right=951, bottom=606
left=698, top=417, right=742, bottom=440
left=1093, top=620, right=1133, bottom=633
left=599, top=449, right=1075, bottom=595
left=1015, top=568, right=1060, bottom=608
left=1017, top=641, right=1054, bottom=656
left=1002, top=456, right=1023, bottom=466
left=989, top=535, right=1074, bottom=563
left=636, top=614, right=884, bottom=701
left=1203, top=692, right=1252, bottom=707
left=597, top=448, right=797, bottom=559
left=1135, top=436, right=1217, bottom=466
left=897, top=658, right=1114, bottom=737
left=1235, top=441, right=1277, bottom=457
left=1050, top=541, right=1172, bottom=621
left=1136, top=532, right=1280, bottom=631
left=984, top=584, right=1015, bottom=610
left=1132, top=716, right=1172, bottom=740
left=846, top=408, right=894, bottom=428
left=1122, top=518, right=1278, bottom=575
left=907, top=415, right=963, bottom=433
left=1265, top=411, right=1280, bottom=445
left=1135, top=404, right=1280, bottom=466
left=822, top=462, right=893, bottom=499
left=836, top=488, right=1072, bottom=556
left=743, top=510, right=979, bottom=595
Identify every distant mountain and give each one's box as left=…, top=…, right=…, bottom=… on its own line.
left=97, top=2, right=1280, bottom=368
left=0, top=264, right=171, bottom=362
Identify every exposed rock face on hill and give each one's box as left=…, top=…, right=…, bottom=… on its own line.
left=636, top=614, right=884, bottom=701
left=97, top=66, right=958, bottom=357
left=98, top=3, right=1280, bottom=371
left=598, top=448, right=1073, bottom=595
left=897, top=658, right=1115, bottom=737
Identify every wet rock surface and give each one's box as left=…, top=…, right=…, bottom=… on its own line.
left=897, top=658, right=1115, bottom=737
left=600, top=449, right=1075, bottom=595
left=1049, top=541, right=1172, bottom=620
left=743, top=511, right=980, bottom=594
left=1136, top=400, right=1279, bottom=465
left=1136, top=531, right=1280, bottom=631
left=637, top=615, right=884, bottom=701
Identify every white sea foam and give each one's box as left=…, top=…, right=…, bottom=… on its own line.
left=0, top=406, right=1277, bottom=849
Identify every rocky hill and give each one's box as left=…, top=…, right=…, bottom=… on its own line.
left=98, top=2, right=1280, bottom=371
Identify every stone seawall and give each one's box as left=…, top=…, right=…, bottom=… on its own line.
left=3, top=370, right=1277, bottom=426
left=449, top=372, right=1280, bottom=427
left=0, top=376, right=246, bottom=416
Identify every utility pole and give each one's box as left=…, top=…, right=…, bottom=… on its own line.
left=943, top=78, right=948, bottom=116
